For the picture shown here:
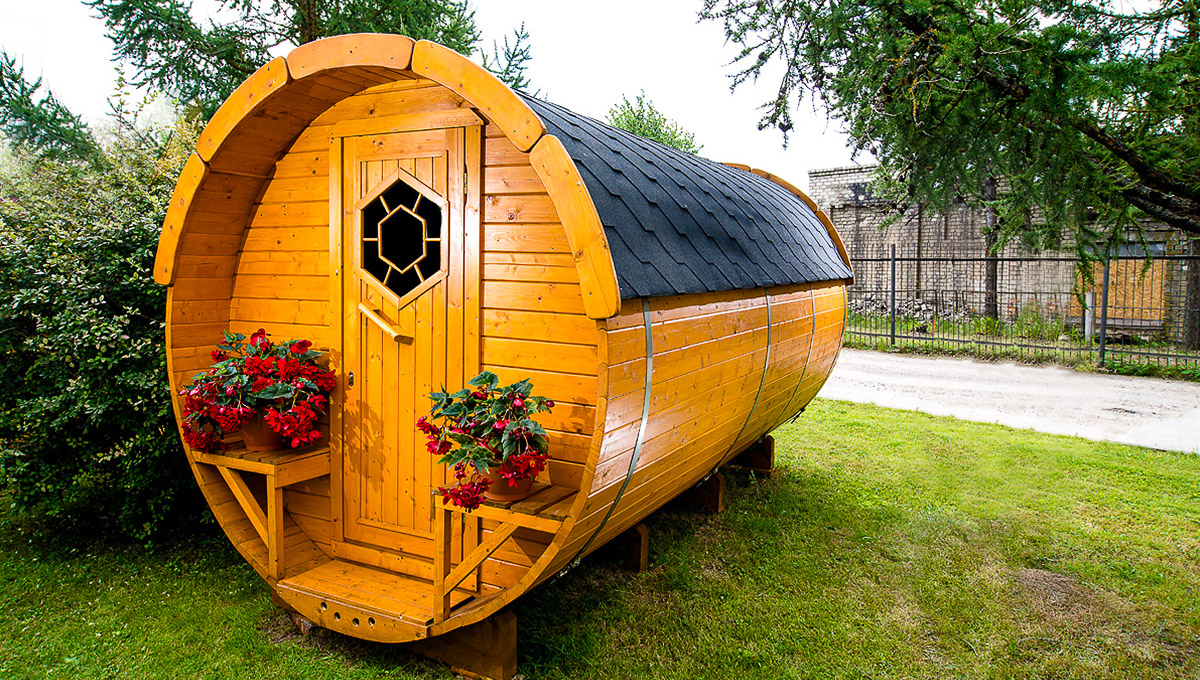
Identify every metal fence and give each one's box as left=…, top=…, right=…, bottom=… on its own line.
left=846, top=246, right=1200, bottom=369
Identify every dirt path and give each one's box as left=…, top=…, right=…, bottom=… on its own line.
left=820, top=349, right=1200, bottom=454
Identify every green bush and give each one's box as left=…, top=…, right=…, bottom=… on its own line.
left=0, top=121, right=204, bottom=539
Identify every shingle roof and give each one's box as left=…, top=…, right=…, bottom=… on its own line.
left=519, top=94, right=854, bottom=300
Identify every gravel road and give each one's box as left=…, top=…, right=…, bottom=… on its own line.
left=820, top=349, right=1200, bottom=455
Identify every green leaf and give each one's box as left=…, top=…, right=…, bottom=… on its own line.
left=468, top=370, right=498, bottom=388
left=251, top=383, right=294, bottom=400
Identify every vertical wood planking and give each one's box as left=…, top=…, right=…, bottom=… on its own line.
left=399, top=305, right=418, bottom=525
left=382, top=309, right=399, bottom=527
left=415, top=285, right=434, bottom=535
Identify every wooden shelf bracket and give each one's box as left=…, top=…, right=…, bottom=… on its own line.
left=194, top=445, right=331, bottom=579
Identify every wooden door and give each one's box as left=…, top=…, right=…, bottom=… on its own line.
left=333, top=126, right=481, bottom=568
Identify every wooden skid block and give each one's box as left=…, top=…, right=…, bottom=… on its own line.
left=595, top=522, right=650, bottom=572
left=727, top=436, right=775, bottom=474
left=674, top=472, right=725, bottom=514
left=407, top=609, right=518, bottom=680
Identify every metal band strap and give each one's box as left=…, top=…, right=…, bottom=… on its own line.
left=571, top=297, right=654, bottom=566
left=720, top=289, right=772, bottom=467
left=781, top=286, right=818, bottom=427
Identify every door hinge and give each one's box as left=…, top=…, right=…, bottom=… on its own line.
left=347, top=371, right=354, bottom=387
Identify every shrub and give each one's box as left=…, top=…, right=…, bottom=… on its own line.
left=0, top=118, right=203, bottom=539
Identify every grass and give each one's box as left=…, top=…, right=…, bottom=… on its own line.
left=3, top=399, right=1198, bottom=678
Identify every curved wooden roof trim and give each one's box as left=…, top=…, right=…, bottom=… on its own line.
left=157, top=35, right=618, bottom=317
left=153, top=153, right=208, bottom=285
left=286, top=33, right=414, bottom=79
left=530, top=135, right=621, bottom=319
left=410, top=40, right=546, bottom=152
left=749, top=167, right=855, bottom=281
left=195, top=57, right=292, bottom=163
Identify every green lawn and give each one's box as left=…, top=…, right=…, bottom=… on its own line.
left=3, top=399, right=1197, bottom=679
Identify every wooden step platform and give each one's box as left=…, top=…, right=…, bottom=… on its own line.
left=276, top=559, right=477, bottom=642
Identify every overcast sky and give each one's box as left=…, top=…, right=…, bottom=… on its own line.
left=0, top=0, right=872, bottom=189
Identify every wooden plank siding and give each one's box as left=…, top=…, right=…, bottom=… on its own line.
left=164, top=51, right=849, bottom=641
left=176, top=85, right=599, bottom=593
left=545, top=281, right=846, bottom=574
left=479, top=124, right=597, bottom=497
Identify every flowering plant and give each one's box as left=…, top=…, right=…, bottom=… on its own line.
left=418, top=371, right=554, bottom=510
left=180, top=329, right=336, bottom=453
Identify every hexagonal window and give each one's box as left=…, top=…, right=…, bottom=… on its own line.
left=361, top=177, right=443, bottom=298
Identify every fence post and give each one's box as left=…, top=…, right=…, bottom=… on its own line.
left=1097, top=259, right=1110, bottom=366
left=889, top=244, right=897, bottom=346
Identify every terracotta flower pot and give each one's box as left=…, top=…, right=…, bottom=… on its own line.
left=239, top=411, right=284, bottom=451
left=481, top=466, right=535, bottom=502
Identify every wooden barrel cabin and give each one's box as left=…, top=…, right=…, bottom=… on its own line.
left=154, top=34, right=853, bottom=645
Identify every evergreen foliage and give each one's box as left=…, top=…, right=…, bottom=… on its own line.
left=606, top=91, right=702, bottom=154
left=482, top=22, right=536, bottom=94
left=701, top=0, right=1200, bottom=250
left=0, top=55, right=100, bottom=165
left=1, top=2, right=535, bottom=157
left=0, top=114, right=201, bottom=539
left=86, top=0, right=528, bottom=118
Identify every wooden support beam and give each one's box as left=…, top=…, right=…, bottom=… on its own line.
left=433, top=508, right=452, bottom=624
left=595, top=522, right=650, bottom=572
left=267, top=484, right=285, bottom=579
left=727, top=436, right=775, bottom=475
left=407, top=608, right=518, bottom=680
left=217, top=466, right=268, bottom=544
left=675, top=472, right=726, bottom=514
left=444, top=523, right=518, bottom=594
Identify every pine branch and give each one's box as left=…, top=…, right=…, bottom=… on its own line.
left=0, top=53, right=100, bottom=165
left=481, top=22, right=536, bottom=93
left=87, top=0, right=272, bottom=116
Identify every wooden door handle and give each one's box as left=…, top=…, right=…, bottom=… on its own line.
left=358, top=304, right=412, bottom=341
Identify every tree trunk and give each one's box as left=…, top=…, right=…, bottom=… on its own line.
left=293, top=0, right=321, bottom=43
left=1184, top=10, right=1200, bottom=350
left=1185, top=237, right=1200, bottom=350
left=915, top=204, right=924, bottom=299
left=984, top=177, right=999, bottom=320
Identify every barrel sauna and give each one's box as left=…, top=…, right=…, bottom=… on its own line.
left=154, top=34, right=853, bottom=646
